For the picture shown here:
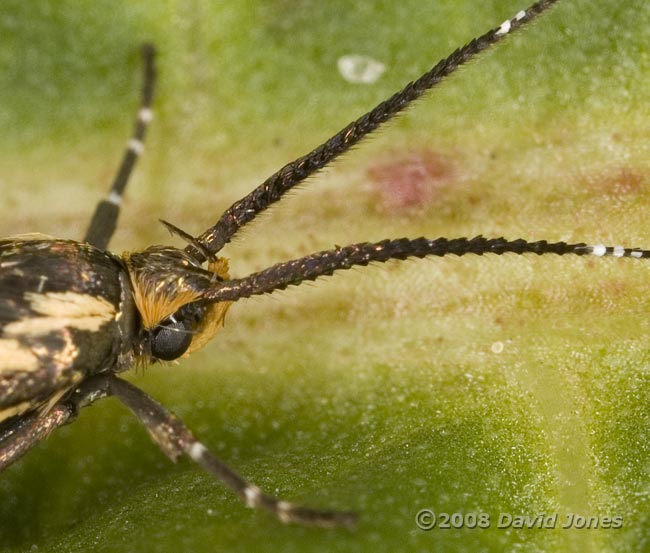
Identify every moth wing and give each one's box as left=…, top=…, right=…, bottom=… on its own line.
left=0, top=239, right=127, bottom=424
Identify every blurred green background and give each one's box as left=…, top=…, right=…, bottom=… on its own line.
left=1, top=1, right=650, bottom=551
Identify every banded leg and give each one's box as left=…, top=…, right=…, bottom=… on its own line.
left=84, top=43, right=157, bottom=250
left=187, top=0, right=562, bottom=261
left=200, top=237, right=650, bottom=303
left=0, top=407, right=74, bottom=470
left=0, top=377, right=111, bottom=470
left=106, top=375, right=357, bottom=528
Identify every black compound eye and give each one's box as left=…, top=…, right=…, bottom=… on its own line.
left=151, top=321, right=193, bottom=361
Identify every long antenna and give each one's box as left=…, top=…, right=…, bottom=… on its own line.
left=85, top=43, right=157, bottom=250
left=186, top=0, right=561, bottom=262
left=200, top=237, right=650, bottom=303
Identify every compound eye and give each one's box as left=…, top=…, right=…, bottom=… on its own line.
left=151, top=321, right=193, bottom=361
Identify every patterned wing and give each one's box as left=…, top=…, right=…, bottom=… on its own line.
left=0, top=238, right=133, bottom=423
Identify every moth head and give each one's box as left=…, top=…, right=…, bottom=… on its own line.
left=123, top=246, right=231, bottom=363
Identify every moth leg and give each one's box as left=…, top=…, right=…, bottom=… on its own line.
left=84, top=43, right=157, bottom=250
left=0, top=407, right=74, bottom=470
left=0, top=376, right=112, bottom=470
left=106, top=375, right=357, bottom=528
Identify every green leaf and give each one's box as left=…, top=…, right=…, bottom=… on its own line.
left=1, top=1, right=649, bottom=551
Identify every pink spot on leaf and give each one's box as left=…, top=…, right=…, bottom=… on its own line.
left=366, top=149, right=455, bottom=214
